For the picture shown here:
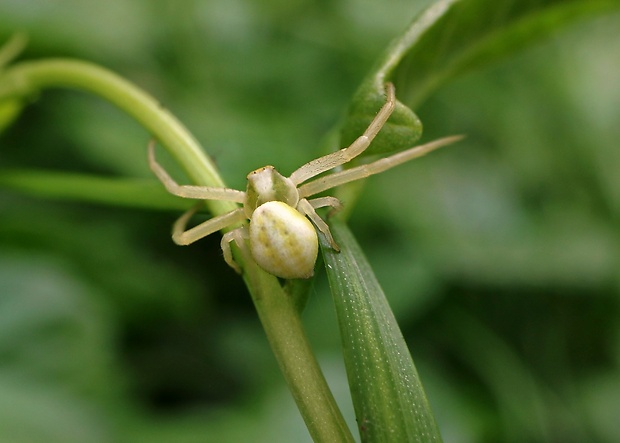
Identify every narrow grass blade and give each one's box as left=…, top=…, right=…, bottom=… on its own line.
left=0, top=170, right=189, bottom=211
left=321, top=218, right=442, bottom=443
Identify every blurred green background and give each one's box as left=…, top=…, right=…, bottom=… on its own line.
left=1, top=1, right=619, bottom=442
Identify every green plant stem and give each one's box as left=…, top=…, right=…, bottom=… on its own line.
left=0, top=59, right=354, bottom=442
left=0, top=59, right=234, bottom=215
left=244, top=269, right=355, bottom=443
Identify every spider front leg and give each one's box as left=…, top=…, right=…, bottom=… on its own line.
left=298, top=135, right=463, bottom=198
left=148, top=140, right=246, bottom=202
left=289, top=83, right=396, bottom=185
left=172, top=205, right=248, bottom=273
left=172, top=204, right=246, bottom=245
left=308, top=196, right=343, bottom=213
left=149, top=139, right=250, bottom=269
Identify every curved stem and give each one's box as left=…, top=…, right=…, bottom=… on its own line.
left=0, top=58, right=235, bottom=216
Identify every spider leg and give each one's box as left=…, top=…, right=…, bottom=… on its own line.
left=221, top=227, right=249, bottom=274
left=297, top=198, right=340, bottom=251
left=289, top=83, right=396, bottom=185
left=148, top=140, right=246, bottom=202
left=308, top=196, right=343, bottom=217
left=298, top=135, right=463, bottom=198
left=308, top=196, right=342, bottom=211
left=172, top=204, right=246, bottom=245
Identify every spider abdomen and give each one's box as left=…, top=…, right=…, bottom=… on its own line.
left=249, top=201, right=318, bottom=279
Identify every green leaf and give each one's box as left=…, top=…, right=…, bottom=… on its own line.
left=0, top=170, right=189, bottom=211
left=393, top=0, right=620, bottom=108
left=341, top=0, right=620, bottom=154
left=321, top=219, right=442, bottom=443
left=339, top=83, right=424, bottom=158
left=340, top=1, right=457, bottom=156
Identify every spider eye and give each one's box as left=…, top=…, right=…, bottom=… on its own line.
left=249, top=201, right=318, bottom=279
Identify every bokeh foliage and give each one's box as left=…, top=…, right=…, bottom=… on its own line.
left=1, top=0, right=619, bottom=441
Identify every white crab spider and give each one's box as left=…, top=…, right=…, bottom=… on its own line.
left=149, top=83, right=460, bottom=279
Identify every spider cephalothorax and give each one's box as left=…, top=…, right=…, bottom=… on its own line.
left=149, top=83, right=460, bottom=279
